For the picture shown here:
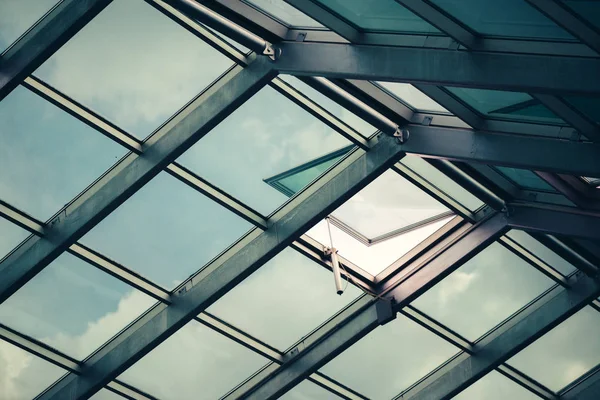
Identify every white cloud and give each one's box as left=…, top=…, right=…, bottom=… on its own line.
left=437, top=270, right=478, bottom=305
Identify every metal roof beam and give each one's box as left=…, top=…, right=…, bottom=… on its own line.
left=37, top=130, right=407, bottom=399
left=275, top=41, right=600, bottom=95
left=0, top=0, right=113, bottom=102
left=533, top=95, right=600, bottom=143
left=0, top=56, right=276, bottom=305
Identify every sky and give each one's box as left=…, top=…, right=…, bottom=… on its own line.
left=0, top=0, right=599, bottom=399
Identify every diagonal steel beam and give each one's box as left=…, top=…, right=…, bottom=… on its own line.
left=395, top=0, right=478, bottom=49
left=533, top=95, right=600, bottom=143
left=0, top=56, right=276, bottom=304
left=398, top=272, right=600, bottom=400
left=38, top=131, right=407, bottom=400
left=0, top=0, right=113, bottom=102
left=525, top=0, right=600, bottom=56
left=507, top=205, right=600, bottom=242
left=398, top=125, right=600, bottom=177
left=231, top=214, right=506, bottom=399
left=275, top=42, right=600, bottom=95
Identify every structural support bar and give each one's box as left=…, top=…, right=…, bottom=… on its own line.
left=0, top=0, right=113, bottom=101
left=0, top=56, right=276, bottom=304
left=39, top=131, right=406, bottom=400
left=275, top=42, right=600, bottom=95
left=399, top=272, right=600, bottom=400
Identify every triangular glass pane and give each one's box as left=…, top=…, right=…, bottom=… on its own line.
left=377, top=81, right=449, bottom=113
left=493, top=167, right=556, bottom=192
left=454, top=371, right=540, bottom=400
left=245, top=0, right=324, bottom=28
left=281, top=380, right=344, bottom=399
left=35, top=0, right=234, bottom=139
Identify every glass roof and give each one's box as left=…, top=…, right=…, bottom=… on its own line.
left=430, top=0, right=574, bottom=39
left=312, top=0, right=440, bottom=33
left=1, top=0, right=598, bottom=398
left=244, top=0, right=324, bottom=28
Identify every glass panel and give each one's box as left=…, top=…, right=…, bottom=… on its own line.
left=332, top=170, right=450, bottom=239
left=0, top=86, right=126, bottom=221
left=0, top=0, right=59, bottom=53
left=308, top=217, right=453, bottom=276
left=412, top=242, right=555, bottom=340
left=320, top=313, right=458, bottom=399
left=281, top=380, right=343, bottom=399
left=35, top=0, right=234, bottom=139
left=313, top=0, right=440, bottom=33
left=82, top=172, right=252, bottom=290
left=564, top=96, right=600, bottom=124
left=279, top=75, right=378, bottom=137
left=509, top=306, right=600, bottom=391
left=507, top=230, right=577, bottom=276
left=401, top=155, right=485, bottom=212
left=494, top=167, right=556, bottom=192
left=564, top=0, right=600, bottom=31
left=0, top=217, right=30, bottom=260
left=208, top=248, right=361, bottom=350
left=0, top=338, right=66, bottom=399
left=430, top=0, right=574, bottom=39
left=0, top=253, right=155, bottom=360
left=91, top=389, right=127, bottom=400
left=377, top=82, right=449, bottom=113
left=177, top=86, right=351, bottom=216
left=454, top=371, right=540, bottom=400
left=446, top=87, right=564, bottom=124
left=244, top=0, right=324, bottom=28
left=120, top=320, right=267, bottom=400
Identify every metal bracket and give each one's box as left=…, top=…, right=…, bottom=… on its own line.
left=376, top=298, right=396, bottom=326
left=263, top=42, right=281, bottom=61
left=392, top=126, right=410, bottom=144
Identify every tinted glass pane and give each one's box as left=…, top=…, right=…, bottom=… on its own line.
left=377, top=82, right=448, bottom=113
left=431, top=0, right=574, bottom=39
left=82, top=172, right=252, bottom=290
left=279, top=75, right=377, bottom=137
left=507, top=230, right=577, bottom=276
left=454, top=371, right=540, bottom=400
left=0, top=0, right=59, bottom=53
left=0, top=253, right=155, bottom=360
left=209, top=248, right=361, bottom=350
left=308, top=217, right=452, bottom=276
left=565, top=96, right=600, bottom=124
left=564, top=0, right=600, bottom=31
left=494, top=167, right=556, bottom=191
left=447, top=87, right=563, bottom=124
left=321, top=314, right=458, bottom=399
left=0, top=217, right=30, bottom=260
left=313, top=0, right=440, bottom=33
left=281, top=381, right=343, bottom=399
left=0, top=86, right=126, bottom=221
left=0, top=338, right=66, bottom=399
left=178, top=87, right=351, bottom=216
left=245, top=0, right=324, bottom=27
left=401, top=155, right=485, bottom=212
left=120, top=321, right=267, bottom=399
left=35, top=0, right=234, bottom=138
left=413, top=242, right=554, bottom=340
left=509, top=306, right=600, bottom=391
left=332, top=170, right=450, bottom=239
